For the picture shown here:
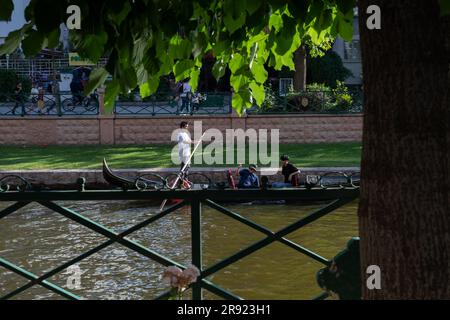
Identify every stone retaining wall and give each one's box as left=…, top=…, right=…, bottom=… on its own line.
left=0, top=114, right=362, bottom=145
left=0, top=167, right=360, bottom=189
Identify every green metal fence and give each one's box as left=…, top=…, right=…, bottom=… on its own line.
left=247, top=88, right=363, bottom=115
left=114, top=92, right=232, bottom=116
left=0, top=187, right=359, bottom=300
left=0, top=91, right=99, bottom=116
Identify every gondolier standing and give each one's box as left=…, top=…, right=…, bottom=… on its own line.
left=177, top=121, right=194, bottom=177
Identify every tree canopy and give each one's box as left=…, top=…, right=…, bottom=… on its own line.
left=0, top=0, right=447, bottom=114
left=0, top=0, right=361, bottom=113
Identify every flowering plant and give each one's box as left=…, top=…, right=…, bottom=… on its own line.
left=160, top=265, right=200, bottom=300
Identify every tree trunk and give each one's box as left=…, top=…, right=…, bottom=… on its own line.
left=358, top=0, right=450, bottom=299
left=293, top=45, right=307, bottom=91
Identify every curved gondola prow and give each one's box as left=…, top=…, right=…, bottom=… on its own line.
left=102, top=158, right=135, bottom=190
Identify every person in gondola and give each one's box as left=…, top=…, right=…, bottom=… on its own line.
left=236, top=164, right=260, bottom=189
left=272, top=155, right=301, bottom=188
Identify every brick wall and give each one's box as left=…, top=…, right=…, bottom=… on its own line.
left=0, top=114, right=363, bottom=145
left=0, top=118, right=100, bottom=145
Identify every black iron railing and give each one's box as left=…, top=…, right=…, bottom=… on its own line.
left=114, top=92, right=232, bottom=116
left=0, top=178, right=359, bottom=300
left=0, top=91, right=99, bottom=116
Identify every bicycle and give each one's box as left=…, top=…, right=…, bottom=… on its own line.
left=165, top=172, right=211, bottom=190
left=62, top=92, right=99, bottom=112
left=26, top=96, right=56, bottom=115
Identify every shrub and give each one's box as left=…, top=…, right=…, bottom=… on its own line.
left=332, top=81, right=354, bottom=111
left=0, top=70, right=32, bottom=101
left=284, top=83, right=334, bottom=112
left=260, top=85, right=278, bottom=111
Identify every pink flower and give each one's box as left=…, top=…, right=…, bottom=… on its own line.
left=182, top=265, right=200, bottom=283
left=161, top=266, right=183, bottom=287
left=160, top=265, right=200, bottom=291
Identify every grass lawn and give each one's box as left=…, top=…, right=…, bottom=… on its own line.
left=0, top=143, right=361, bottom=170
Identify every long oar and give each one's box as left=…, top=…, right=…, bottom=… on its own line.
left=159, top=132, right=206, bottom=211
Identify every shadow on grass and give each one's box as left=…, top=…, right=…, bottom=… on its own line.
left=0, top=143, right=361, bottom=170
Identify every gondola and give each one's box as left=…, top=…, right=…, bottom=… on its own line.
left=103, top=158, right=166, bottom=191
left=102, top=159, right=360, bottom=206
left=103, top=158, right=136, bottom=190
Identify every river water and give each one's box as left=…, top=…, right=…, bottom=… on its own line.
left=0, top=200, right=358, bottom=300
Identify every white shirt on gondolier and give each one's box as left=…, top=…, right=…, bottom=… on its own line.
left=177, top=130, right=192, bottom=163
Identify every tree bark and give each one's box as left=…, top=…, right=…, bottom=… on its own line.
left=358, top=0, right=450, bottom=299
left=293, top=45, right=307, bottom=91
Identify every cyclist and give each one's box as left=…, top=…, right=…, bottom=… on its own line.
left=70, top=67, right=91, bottom=105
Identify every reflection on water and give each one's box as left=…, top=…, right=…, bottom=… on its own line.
left=0, top=200, right=358, bottom=300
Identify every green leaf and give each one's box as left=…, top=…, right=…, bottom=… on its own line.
left=270, top=50, right=295, bottom=70
left=173, top=59, right=195, bottom=82
left=189, top=68, right=201, bottom=91
left=250, top=61, right=268, bottom=84
left=22, top=30, right=47, bottom=56
left=273, top=17, right=299, bottom=55
left=281, top=54, right=295, bottom=70
left=0, top=0, right=14, bottom=21
left=245, top=0, right=261, bottom=15
left=168, top=35, right=193, bottom=60
left=336, top=0, right=355, bottom=15
left=287, top=0, right=309, bottom=23
left=318, top=9, right=333, bottom=30
left=246, top=33, right=269, bottom=54
left=337, top=17, right=353, bottom=41
left=84, top=68, right=109, bottom=95
left=136, top=64, right=149, bottom=85
left=439, top=0, right=450, bottom=15
left=47, top=28, right=60, bottom=48
left=132, top=38, right=149, bottom=67
left=223, top=0, right=246, bottom=35
left=306, top=0, right=324, bottom=25
left=231, top=92, right=245, bottom=115
left=230, top=73, right=249, bottom=92
left=79, top=31, right=108, bottom=63
left=140, top=77, right=160, bottom=98
left=229, top=53, right=245, bottom=73
left=107, top=0, right=131, bottom=26
left=212, top=39, right=231, bottom=57
left=232, top=89, right=253, bottom=115
left=269, top=12, right=283, bottom=32
left=0, top=29, right=24, bottom=55
left=191, top=30, right=208, bottom=59
left=249, top=81, right=265, bottom=105
left=212, top=59, right=227, bottom=81
left=118, top=66, right=138, bottom=92
left=223, top=13, right=246, bottom=34
left=104, top=79, right=120, bottom=112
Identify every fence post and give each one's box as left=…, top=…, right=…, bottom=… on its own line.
left=98, top=86, right=106, bottom=116
left=53, top=80, right=62, bottom=117
left=98, top=86, right=115, bottom=145
left=191, top=199, right=203, bottom=300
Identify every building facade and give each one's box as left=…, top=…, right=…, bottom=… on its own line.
left=332, top=10, right=362, bottom=85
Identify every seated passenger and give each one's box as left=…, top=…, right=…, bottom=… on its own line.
left=272, top=155, right=300, bottom=188
left=237, top=164, right=260, bottom=188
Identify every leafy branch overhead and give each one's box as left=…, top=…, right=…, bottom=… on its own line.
left=0, top=0, right=360, bottom=114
